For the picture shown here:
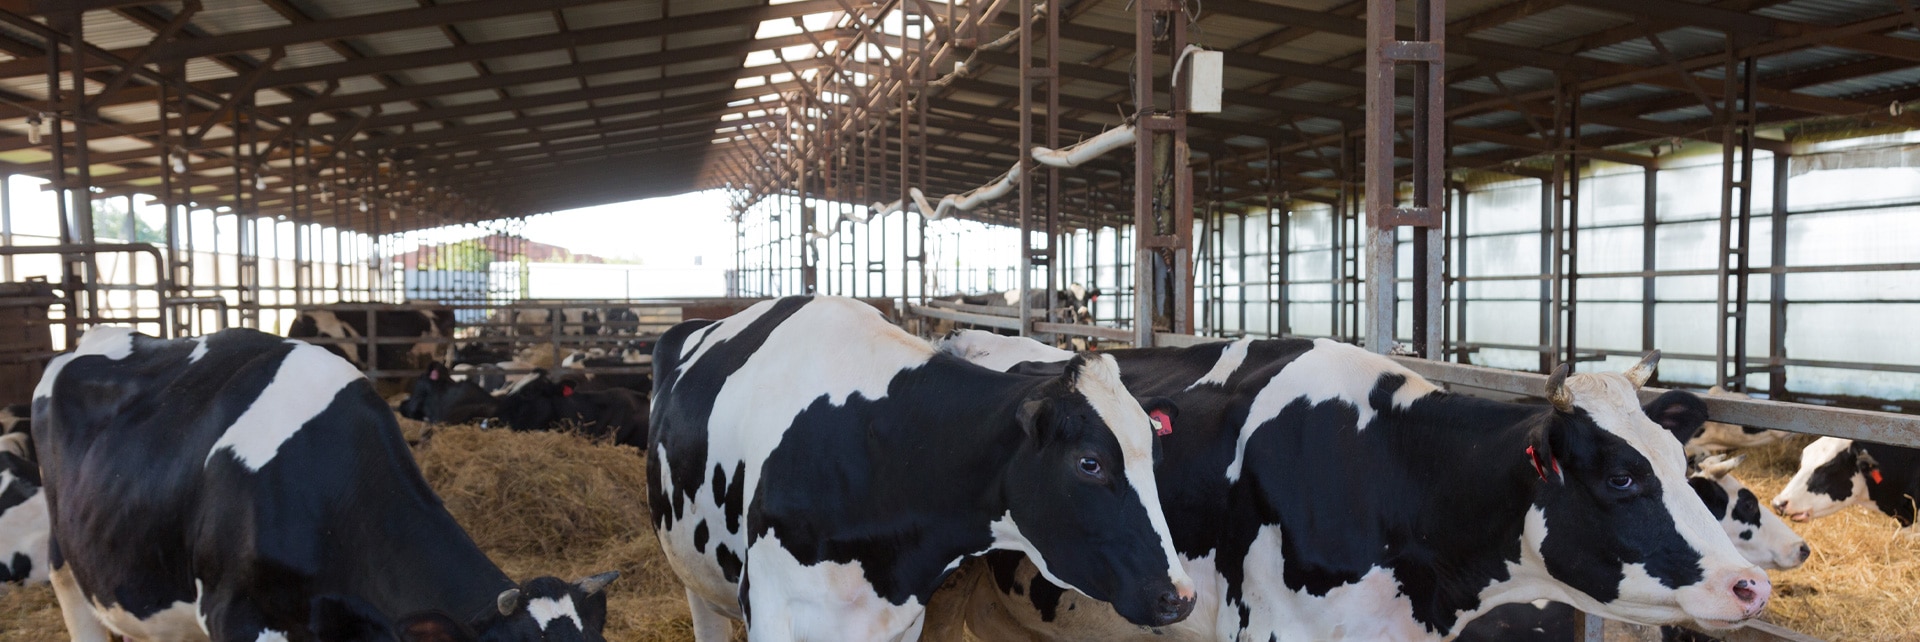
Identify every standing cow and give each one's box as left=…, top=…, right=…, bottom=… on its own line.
left=1772, top=437, right=1919, bottom=526
left=34, top=326, right=617, bottom=641
left=931, top=331, right=1772, bottom=641
left=650, top=296, right=1192, bottom=641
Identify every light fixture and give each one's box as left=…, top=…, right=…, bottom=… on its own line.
left=26, top=112, right=44, bottom=145
left=170, top=148, right=188, bottom=173
left=253, top=173, right=267, bottom=191
left=359, top=200, right=369, bottom=213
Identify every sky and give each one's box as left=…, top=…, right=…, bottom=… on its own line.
left=518, top=190, right=737, bottom=267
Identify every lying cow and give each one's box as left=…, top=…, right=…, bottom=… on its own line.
left=490, top=370, right=647, bottom=446
left=399, top=362, right=499, bottom=425
left=1773, top=437, right=1919, bottom=527
left=931, top=331, right=1771, bottom=641
left=650, top=296, right=1193, bottom=640
left=33, top=326, right=617, bottom=641
left=287, top=308, right=452, bottom=374
left=1, top=449, right=46, bottom=585
left=560, top=352, right=652, bottom=395
left=1680, top=386, right=1790, bottom=456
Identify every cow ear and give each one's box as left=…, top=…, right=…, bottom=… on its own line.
left=574, top=570, right=619, bottom=595
left=308, top=595, right=399, bottom=642
left=1695, top=453, right=1744, bottom=479
left=1525, top=423, right=1565, bottom=485
left=1016, top=397, right=1050, bottom=440
left=1139, top=397, right=1178, bottom=436
left=1642, top=390, right=1710, bottom=445
left=1854, top=446, right=1880, bottom=474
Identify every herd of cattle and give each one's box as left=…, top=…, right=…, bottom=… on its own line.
left=0, top=295, right=1914, bottom=642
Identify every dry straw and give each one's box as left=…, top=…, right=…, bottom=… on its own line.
left=5, top=421, right=1915, bottom=641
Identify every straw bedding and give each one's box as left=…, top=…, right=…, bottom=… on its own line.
left=2, top=419, right=1913, bottom=641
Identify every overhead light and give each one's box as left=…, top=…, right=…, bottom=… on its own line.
left=359, top=200, right=369, bottom=213
left=26, top=112, right=44, bottom=145
left=253, top=174, right=267, bottom=191
left=170, top=148, right=188, bottom=173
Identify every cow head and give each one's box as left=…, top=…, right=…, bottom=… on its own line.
left=995, top=354, right=1195, bottom=628
left=1689, top=455, right=1809, bottom=570
left=1522, top=353, right=1770, bottom=629
left=1771, top=437, right=1910, bottom=525
left=308, top=572, right=617, bottom=642
left=399, top=362, right=455, bottom=421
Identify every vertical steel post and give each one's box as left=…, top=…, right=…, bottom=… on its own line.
left=1366, top=0, right=1445, bottom=355
left=1642, top=164, right=1658, bottom=358
left=1452, top=185, right=1470, bottom=361
left=1716, top=47, right=1758, bottom=391
left=1769, top=152, right=1790, bottom=398
left=1132, top=0, right=1193, bottom=346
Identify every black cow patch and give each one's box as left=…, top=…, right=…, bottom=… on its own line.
left=693, top=522, right=710, bottom=554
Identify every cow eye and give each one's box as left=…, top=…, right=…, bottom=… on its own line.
left=1608, top=475, right=1635, bottom=490
left=1077, top=457, right=1104, bottom=478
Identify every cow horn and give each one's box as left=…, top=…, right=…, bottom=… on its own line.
left=496, top=588, right=521, bottom=616
left=1545, top=363, right=1575, bottom=413
left=575, top=571, right=620, bottom=595
left=1624, top=349, right=1661, bottom=388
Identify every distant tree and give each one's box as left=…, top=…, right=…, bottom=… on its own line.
left=430, top=239, right=495, bottom=272
left=90, top=200, right=167, bottom=244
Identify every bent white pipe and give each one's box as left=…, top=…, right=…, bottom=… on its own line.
left=1031, top=124, right=1136, bottom=169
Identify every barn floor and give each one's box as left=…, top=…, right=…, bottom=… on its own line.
left=0, top=420, right=1914, bottom=641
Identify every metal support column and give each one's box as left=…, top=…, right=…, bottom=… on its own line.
left=1549, top=82, right=1581, bottom=366
left=1365, top=0, right=1446, bottom=355
left=1133, top=0, right=1193, bottom=346
left=1717, top=47, right=1759, bottom=391
left=1769, top=152, right=1790, bottom=398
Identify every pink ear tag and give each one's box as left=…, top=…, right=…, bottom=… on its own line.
left=1150, top=410, right=1172, bottom=436
left=428, top=369, right=440, bottom=381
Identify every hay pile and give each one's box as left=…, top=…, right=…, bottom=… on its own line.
left=1729, top=435, right=1920, bottom=641
left=401, top=418, right=712, bottom=642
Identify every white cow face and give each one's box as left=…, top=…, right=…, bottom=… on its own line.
left=1771, top=437, right=1873, bottom=522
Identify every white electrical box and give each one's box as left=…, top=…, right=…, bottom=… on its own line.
left=1189, top=50, right=1224, bottom=113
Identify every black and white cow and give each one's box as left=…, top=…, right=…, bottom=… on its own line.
left=1, top=449, right=46, bottom=585
left=398, top=362, right=500, bottom=425
left=1678, top=386, right=1790, bottom=457
left=287, top=308, right=453, bottom=373
left=930, top=331, right=1771, bottom=641
left=560, top=352, right=653, bottom=395
left=1773, top=437, right=1920, bottom=527
left=33, top=326, right=617, bottom=641
left=489, top=371, right=648, bottom=447
left=950, top=284, right=1102, bottom=325
left=1455, top=408, right=1810, bottom=642
left=649, top=296, right=1193, bottom=641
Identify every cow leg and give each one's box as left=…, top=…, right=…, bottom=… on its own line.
left=687, top=588, right=735, bottom=642
left=49, top=565, right=113, bottom=642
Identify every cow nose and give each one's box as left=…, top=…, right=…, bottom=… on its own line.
left=1153, top=589, right=1195, bottom=626
left=1729, top=574, right=1771, bottom=617
left=1797, top=543, right=1812, bottom=562
left=1770, top=498, right=1789, bottom=515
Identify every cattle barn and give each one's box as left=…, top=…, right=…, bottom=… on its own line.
left=0, top=0, right=1917, bottom=641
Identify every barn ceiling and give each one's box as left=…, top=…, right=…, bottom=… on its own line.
left=0, top=0, right=1913, bottom=232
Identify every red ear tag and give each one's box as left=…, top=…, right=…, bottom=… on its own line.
left=1150, top=410, right=1172, bottom=436
left=1526, top=445, right=1549, bottom=482
left=562, top=384, right=574, bottom=397
left=1870, top=469, right=1884, bottom=485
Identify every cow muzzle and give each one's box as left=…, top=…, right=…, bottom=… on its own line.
left=1685, top=567, right=1772, bottom=627
left=1152, top=587, right=1196, bottom=626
